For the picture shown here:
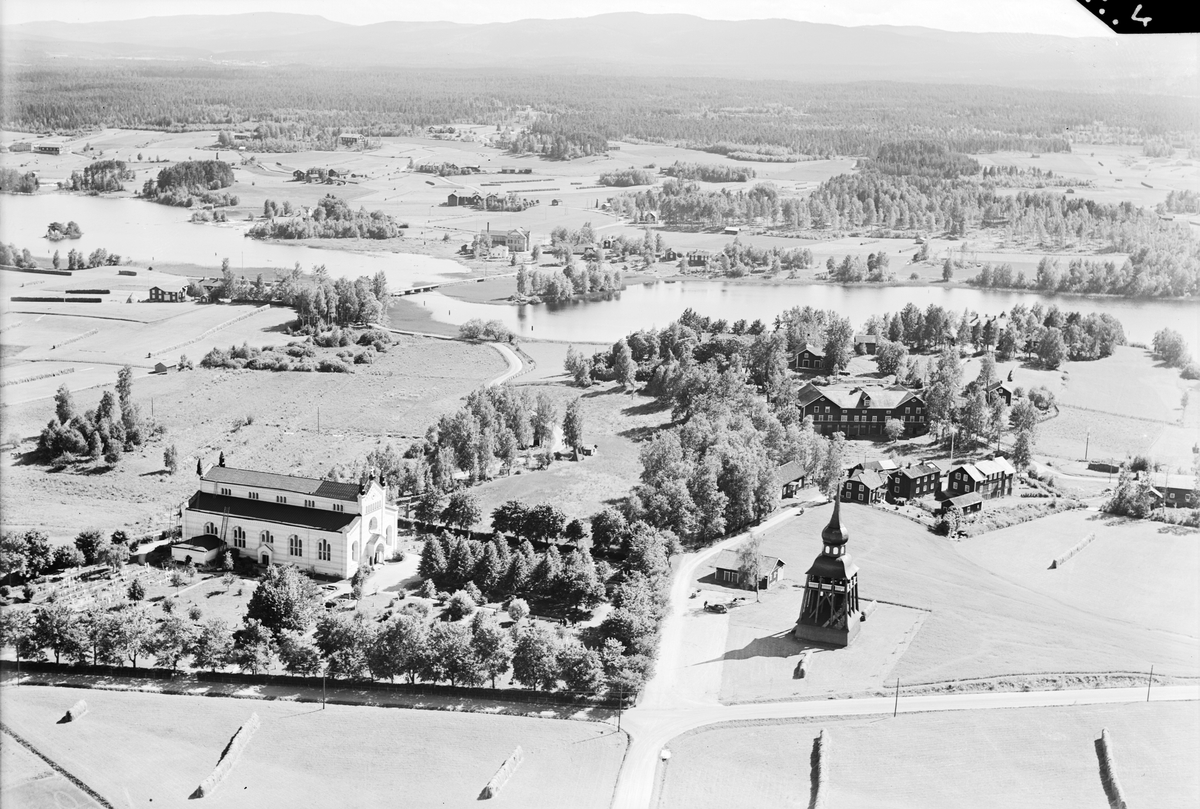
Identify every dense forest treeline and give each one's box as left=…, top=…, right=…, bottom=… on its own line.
left=248, top=194, right=406, bottom=240
left=5, top=64, right=1197, bottom=158
left=0, top=168, right=40, bottom=194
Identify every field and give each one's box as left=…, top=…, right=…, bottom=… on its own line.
left=0, top=685, right=627, bottom=809
left=658, top=701, right=1200, bottom=809
left=0, top=730, right=105, bottom=809
left=0, top=336, right=506, bottom=541
left=706, top=504, right=1198, bottom=691
left=467, top=379, right=674, bottom=532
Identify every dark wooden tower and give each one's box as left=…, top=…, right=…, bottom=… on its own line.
left=794, top=498, right=862, bottom=647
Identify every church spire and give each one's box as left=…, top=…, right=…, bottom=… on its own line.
left=821, top=497, right=849, bottom=548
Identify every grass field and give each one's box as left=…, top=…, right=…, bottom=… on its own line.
left=658, top=701, right=1200, bottom=809
left=0, top=685, right=626, bottom=809
left=741, top=504, right=1198, bottom=686
left=0, top=336, right=506, bottom=541
left=0, top=730, right=105, bottom=809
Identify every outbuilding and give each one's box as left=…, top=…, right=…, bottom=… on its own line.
left=712, top=549, right=786, bottom=591
left=170, top=535, right=224, bottom=566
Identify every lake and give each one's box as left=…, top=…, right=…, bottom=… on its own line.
left=405, top=279, right=1200, bottom=346
left=0, top=192, right=466, bottom=289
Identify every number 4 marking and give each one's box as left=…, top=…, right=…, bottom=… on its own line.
left=1131, top=4, right=1152, bottom=26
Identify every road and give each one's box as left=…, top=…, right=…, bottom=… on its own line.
left=607, top=503, right=1200, bottom=809
left=486, top=342, right=522, bottom=386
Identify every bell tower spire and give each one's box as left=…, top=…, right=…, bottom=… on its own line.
left=794, top=500, right=863, bottom=647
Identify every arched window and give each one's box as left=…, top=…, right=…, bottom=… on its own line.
left=203, top=522, right=217, bottom=536
left=289, top=535, right=302, bottom=557
left=261, top=530, right=273, bottom=545
left=232, top=526, right=246, bottom=549
left=350, top=541, right=359, bottom=562
left=318, top=539, right=331, bottom=562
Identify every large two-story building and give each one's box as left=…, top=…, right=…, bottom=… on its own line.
left=182, top=463, right=398, bottom=578
left=945, top=457, right=1015, bottom=500
left=796, top=383, right=928, bottom=438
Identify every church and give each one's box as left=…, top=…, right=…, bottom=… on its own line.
left=794, top=498, right=863, bottom=647
left=181, top=459, right=398, bottom=579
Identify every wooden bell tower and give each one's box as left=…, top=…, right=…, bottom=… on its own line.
left=794, top=498, right=862, bottom=647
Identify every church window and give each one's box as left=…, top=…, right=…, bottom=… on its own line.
left=232, top=526, right=246, bottom=548
left=261, top=530, right=273, bottom=544
left=318, top=540, right=331, bottom=561
left=289, top=535, right=302, bottom=556
left=203, top=522, right=217, bottom=535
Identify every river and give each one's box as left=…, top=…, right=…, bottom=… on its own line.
left=405, top=280, right=1200, bottom=346
left=0, top=193, right=466, bottom=289
left=2, top=193, right=1196, bottom=347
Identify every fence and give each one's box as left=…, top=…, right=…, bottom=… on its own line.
left=1, top=659, right=635, bottom=709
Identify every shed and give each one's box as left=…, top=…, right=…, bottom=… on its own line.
left=775, top=460, right=806, bottom=499
left=153, top=362, right=170, bottom=374
left=170, top=535, right=224, bottom=565
left=942, top=491, right=983, bottom=515
left=712, top=549, right=786, bottom=591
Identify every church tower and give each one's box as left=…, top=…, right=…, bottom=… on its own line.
left=794, top=498, right=862, bottom=647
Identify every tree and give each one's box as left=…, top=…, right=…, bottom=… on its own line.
left=564, top=346, right=593, bottom=387
left=590, top=508, right=628, bottom=552
left=111, top=603, right=156, bottom=668
left=446, top=590, right=477, bottom=621
left=54, top=384, right=75, bottom=424
left=1038, top=327, right=1067, bottom=369
left=557, top=637, right=606, bottom=693
left=1011, top=428, right=1035, bottom=471
left=231, top=619, right=277, bottom=675
left=523, top=503, right=566, bottom=542
left=244, top=564, right=321, bottom=634
left=1104, top=465, right=1158, bottom=519
left=441, top=491, right=481, bottom=530
left=470, top=611, right=514, bottom=687
left=423, top=622, right=481, bottom=686
left=815, top=432, right=847, bottom=498
left=418, top=536, right=448, bottom=582
left=32, top=601, right=82, bottom=664
left=822, top=316, right=855, bottom=375
left=127, top=578, right=146, bottom=601
left=314, top=611, right=373, bottom=679
left=164, top=444, right=179, bottom=474
left=960, top=388, right=989, bottom=446
left=74, top=529, right=104, bottom=565
left=1152, top=328, right=1190, bottom=367
left=51, top=545, right=85, bottom=571
left=491, top=500, right=529, bottom=536
left=875, top=340, right=908, bottom=378
left=153, top=614, right=195, bottom=671
left=942, top=257, right=954, bottom=281
left=116, top=364, right=134, bottom=407
left=562, top=398, right=584, bottom=455
left=507, top=598, right=530, bottom=623
left=191, top=618, right=233, bottom=671
left=370, top=612, right=429, bottom=683
left=0, top=609, right=36, bottom=665
left=737, top=533, right=766, bottom=602
left=884, top=418, right=905, bottom=442
left=277, top=629, right=322, bottom=676
left=414, top=489, right=444, bottom=523
left=511, top=623, right=559, bottom=691
left=614, top=338, right=637, bottom=389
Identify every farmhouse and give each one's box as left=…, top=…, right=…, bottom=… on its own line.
left=446, top=191, right=482, bottom=207
left=796, top=382, right=929, bottom=438
left=942, top=490, right=983, bottom=515
left=791, top=344, right=825, bottom=371
left=842, top=469, right=887, bottom=504
left=945, top=457, right=1015, bottom=499
left=686, top=250, right=711, bottom=267
left=712, top=549, right=786, bottom=591
left=888, top=463, right=941, bottom=503
left=338, top=133, right=363, bottom=147
left=854, top=333, right=879, bottom=354
left=775, top=460, right=807, bottom=499
left=33, top=140, right=66, bottom=155
left=148, top=285, right=187, bottom=303
left=850, top=459, right=898, bottom=475
left=1152, top=474, right=1197, bottom=508
left=985, top=380, right=1016, bottom=406
left=182, top=462, right=398, bottom=578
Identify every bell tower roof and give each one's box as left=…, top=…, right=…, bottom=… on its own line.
left=822, top=498, right=849, bottom=547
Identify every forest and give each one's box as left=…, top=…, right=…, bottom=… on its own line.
left=140, top=160, right=238, bottom=207
left=248, top=195, right=406, bottom=240
left=5, top=63, right=1197, bottom=158
left=0, top=168, right=40, bottom=194
left=66, top=159, right=135, bottom=193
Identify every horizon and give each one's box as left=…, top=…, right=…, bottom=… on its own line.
left=1, top=0, right=1117, bottom=38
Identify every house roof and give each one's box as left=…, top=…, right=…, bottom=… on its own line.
left=975, top=457, right=1016, bottom=477
left=1154, top=474, right=1198, bottom=491
left=202, top=466, right=362, bottom=502
left=952, top=463, right=986, bottom=482
left=176, top=535, right=225, bottom=552
left=854, top=333, right=879, bottom=344
left=712, top=549, right=785, bottom=573
left=189, top=491, right=358, bottom=533
left=945, top=491, right=983, bottom=508
left=817, top=387, right=920, bottom=411
left=854, top=459, right=898, bottom=473
left=776, top=460, right=806, bottom=484
left=847, top=469, right=886, bottom=490
left=796, top=344, right=825, bottom=358
left=805, top=551, right=859, bottom=580
left=796, top=382, right=825, bottom=408
left=898, top=463, right=941, bottom=480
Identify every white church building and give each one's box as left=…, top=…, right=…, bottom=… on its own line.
left=181, top=462, right=398, bottom=578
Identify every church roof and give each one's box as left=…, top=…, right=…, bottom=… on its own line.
left=805, top=552, right=859, bottom=580
left=203, top=466, right=361, bottom=502
left=188, top=491, right=358, bottom=532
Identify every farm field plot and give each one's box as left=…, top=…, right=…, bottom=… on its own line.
left=468, top=383, right=673, bottom=531
left=1056, top=346, right=1193, bottom=423
left=0, top=685, right=626, bottom=809
left=658, top=701, right=1200, bottom=809
left=0, top=731, right=105, bottom=809
left=0, top=336, right=505, bottom=540
left=517, top=340, right=610, bottom=384
left=955, top=509, right=1200, bottom=640
left=747, top=504, right=1198, bottom=686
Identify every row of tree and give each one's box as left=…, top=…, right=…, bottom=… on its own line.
left=248, top=195, right=406, bottom=240
left=0, top=168, right=39, bottom=194
left=38, top=366, right=157, bottom=465
left=66, top=160, right=135, bottom=193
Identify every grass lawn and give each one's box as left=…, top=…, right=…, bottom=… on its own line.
left=0, top=336, right=505, bottom=541
left=747, top=504, right=1198, bottom=686
left=466, top=381, right=674, bottom=531
left=0, top=685, right=627, bottom=809
left=1, top=730, right=105, bottom=809
left=659, top=701, right=1200, bottom=809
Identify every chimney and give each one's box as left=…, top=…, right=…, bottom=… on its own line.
left=218, top=451, right=226, bottom=467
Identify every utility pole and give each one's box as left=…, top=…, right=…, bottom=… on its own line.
left=893, top=678, right=900, bottom=717
left=1084, top=429, right=1090, bottom=462
left=323, top=670, right=327, bottom=709
left=1146, top=664, right=1154, bottom=702
left=317, top=406, right=320, bottom=435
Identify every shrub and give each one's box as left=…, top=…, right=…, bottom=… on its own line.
left=169, top=570, right=186, bottom=587
left=508, top=598, right=530, bottom=622
left=189, top=605, right=203, bottom=621
left=446, top=590, right=477, bottom=621
left=162, top=597, right=176, bottom=613
left=127, top=578, right=146, bottom=601
left=23, top=584, right=35, bottom=602
left=353, top=350, right=375, bottom=365
left=418, top=578, right=437, bottom=598
left=317, top=359, right=350, bottom=373
left=435, top=590, right=451, bottom=603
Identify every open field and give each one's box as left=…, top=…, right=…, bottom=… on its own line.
left=723, top=504, right=1199, bottom=688
left=1, top=730, right=106, bottom=809
left=955, top=509, right=1200, bottom=639
left=0, top=685, right=626, bottom=809
left=468, top=382, right=674, bottom=531
left=0, top=336, right=506, bottom=541
left=658, top=701, right=1200, bottom=809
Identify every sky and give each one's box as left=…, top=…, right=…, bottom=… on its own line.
left=0, top=0, right=1115, bottom=37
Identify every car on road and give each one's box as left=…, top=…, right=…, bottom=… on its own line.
left=704, top=602, right=728, bottom=614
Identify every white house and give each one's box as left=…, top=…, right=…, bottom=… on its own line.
left=182, top=464, right=398, bottom=578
